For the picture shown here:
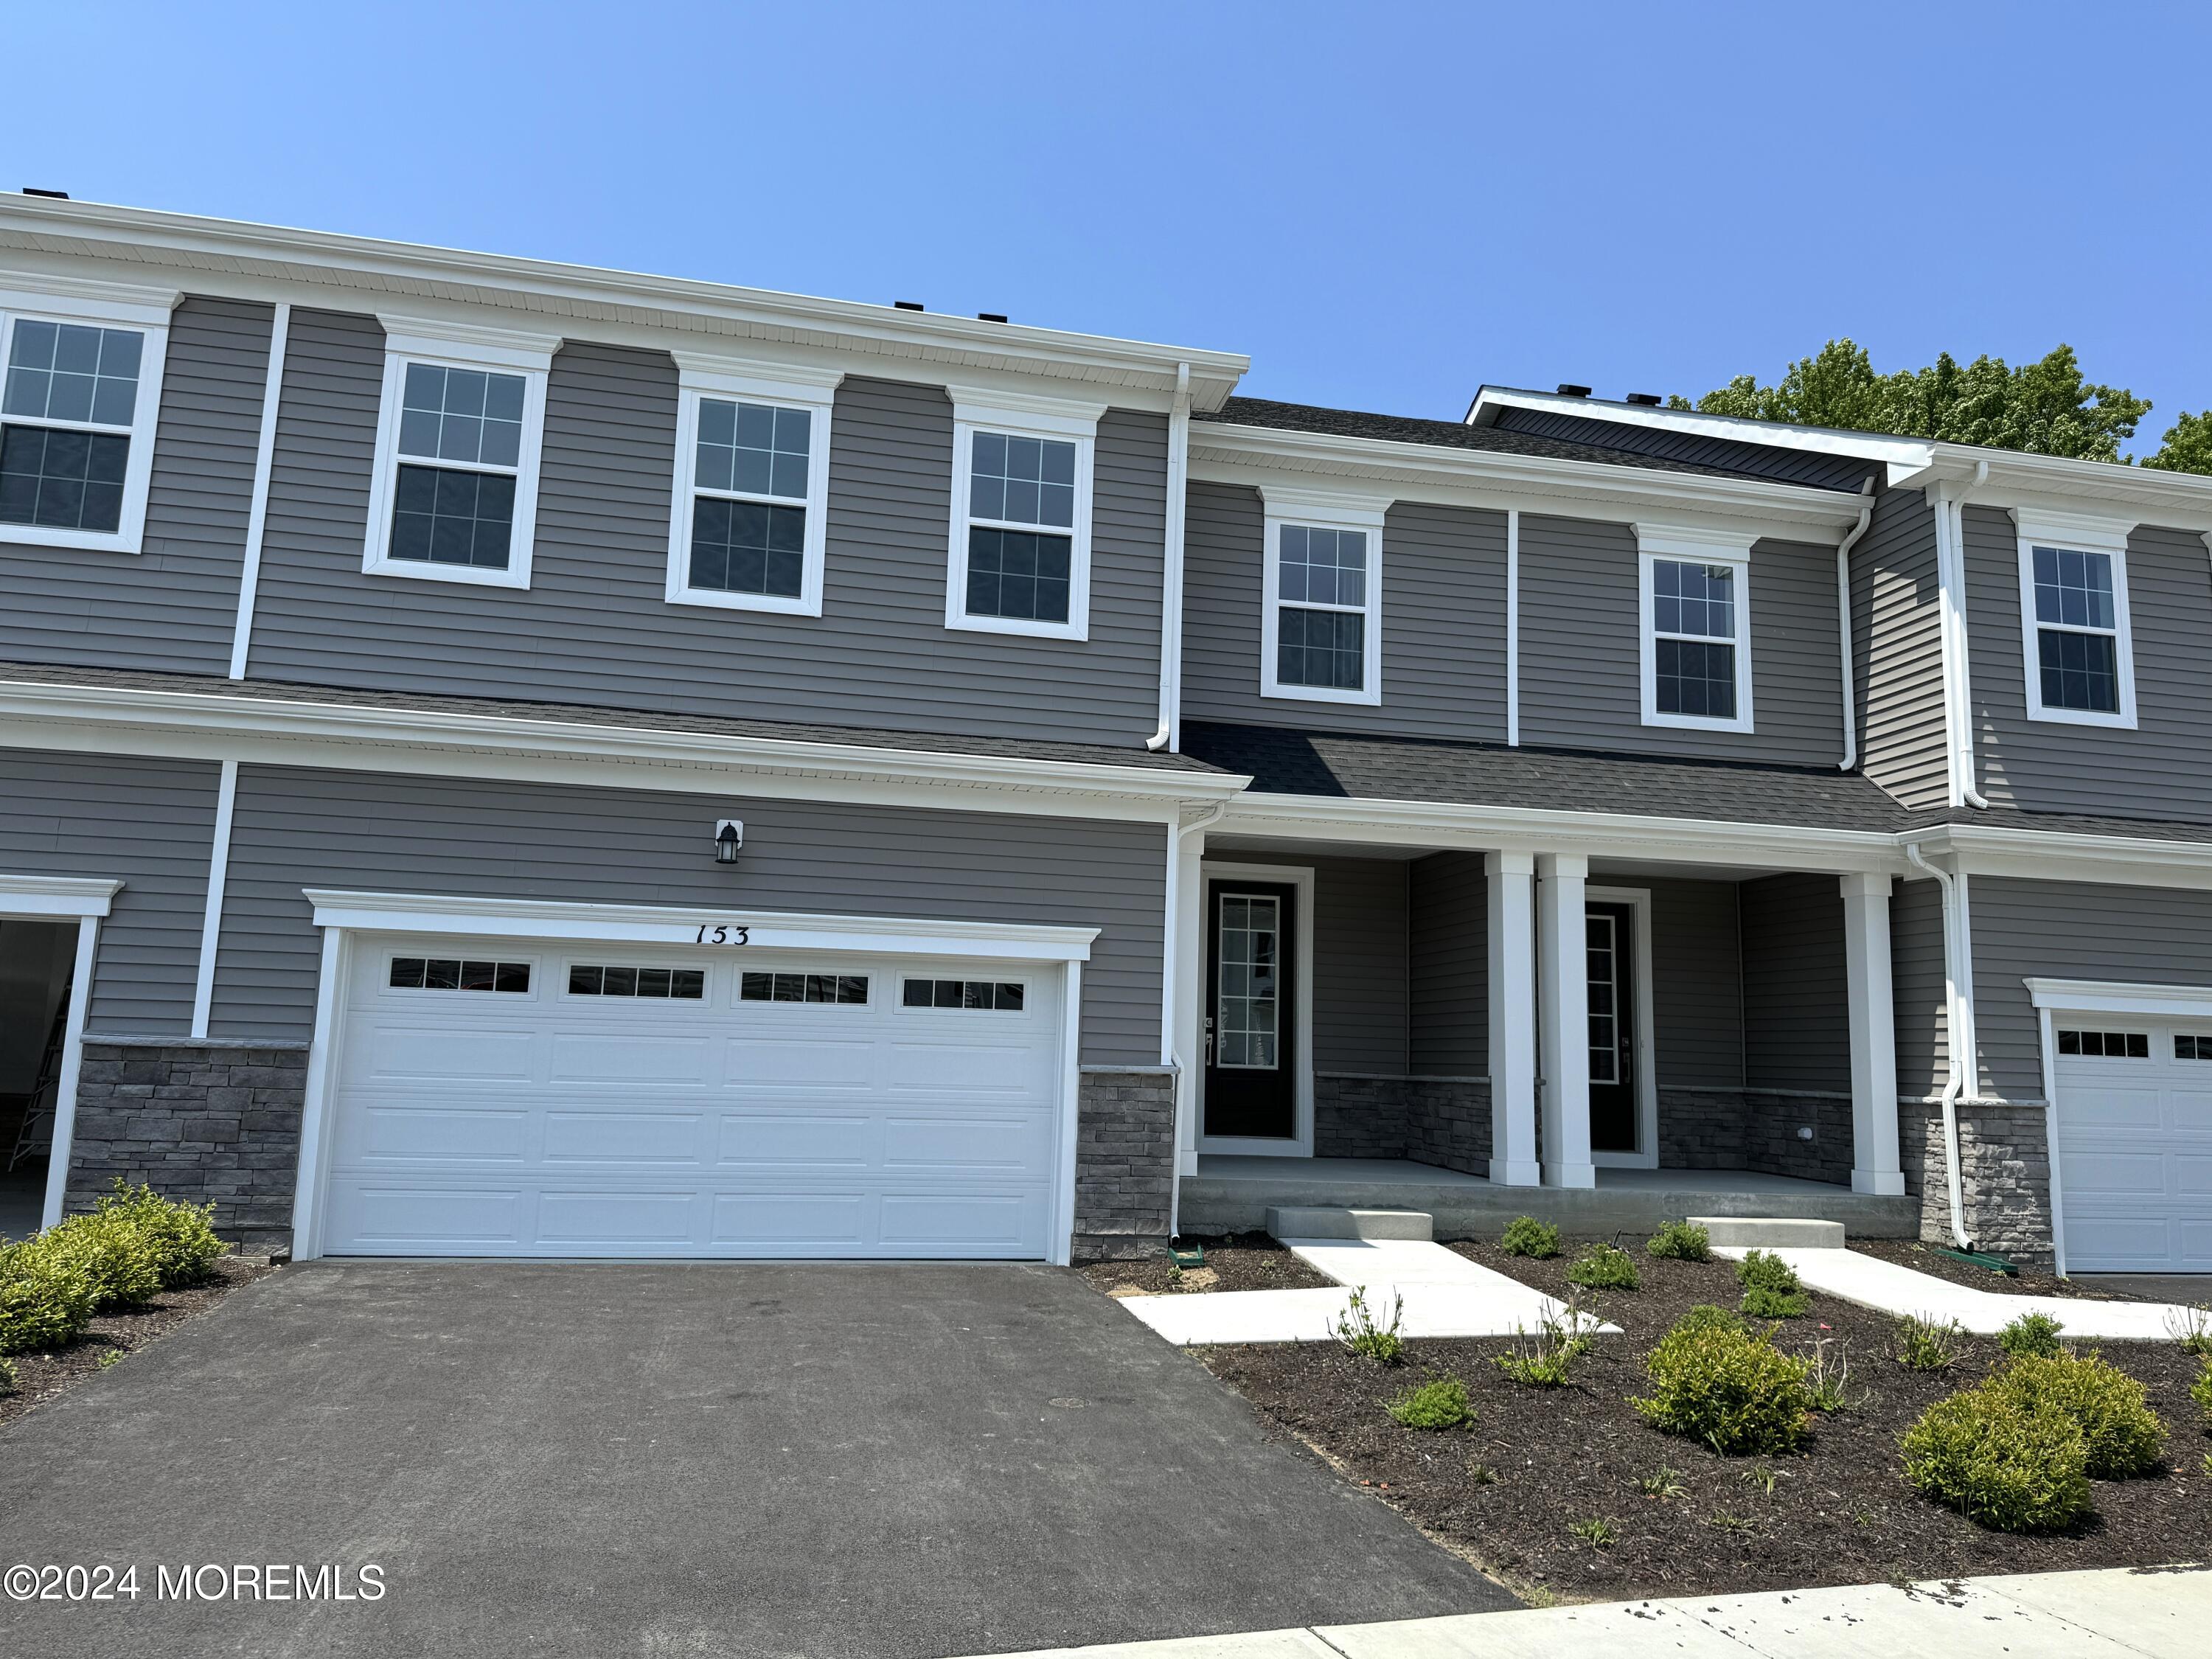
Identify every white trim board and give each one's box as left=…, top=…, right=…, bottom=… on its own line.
left=1195, top=860, right=1316, bottom=1158
left=0, top=873, right=122, bottom=917
left=40, top=915, right=102, bottom=1229
left=2024, top=976, right=2212, bottom=1019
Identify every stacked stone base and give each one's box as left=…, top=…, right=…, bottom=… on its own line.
left=1899, top=1099, right=2054, bottom=1268
left=1071, top=1066, right=1176, bottom=1261
left=66, top=1037, right=309, bottom=1253
left=1657, top=1086, right=1854, bottom=1186
left=1312, top=1074, right=1492, bottom=1176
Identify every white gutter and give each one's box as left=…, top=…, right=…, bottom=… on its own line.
left=1148, top=363, right=1192, bottom=751
left=226, top=302, right=291, bottom=679
left=1162, top=798, right=1229, bottom=1239
left=1932, top=460, right=1992, bottom=807
left=1833, top=481, right=1877, bottom=771
left=1903, top=839, right=1975, bottom=1248
left=1505, top=509, right=1521, bottom=746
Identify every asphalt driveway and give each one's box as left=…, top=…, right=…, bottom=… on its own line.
left=0, top=1262, right=1510, bottom=1658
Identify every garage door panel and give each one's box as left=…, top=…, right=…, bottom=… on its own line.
left=363, top=1026, right=539, bottom=1083
left=2063, top=1152, right=2173, bottom=1194
left=550, top=1034, right=714, bottom=1085
left=343, top=1102, right=532, bottom=1164
left=886, top=1040, right=1040, bottom=1093
left=710, top=1192, right=871, bottom=1244
left=718, top=1113, right=875, bottom=1166
left=880, top=1192, right=1037, bottom=1248
left=542, top=1111, right=703, bottom=1164
left=882, top=1115, right=1048, bottom=1172
left=329, top=1183, right=526, bottom=1246
left=2056, top=1019, right=2212, bottom=1272
left=721, top=1037, right=879, bottom=1089
left=2175, top=1155, right=2212, bottom=1197
left=535, top=1191, right=699, bottom=1245
left=2179, top=1221, right=2212, bottom=1269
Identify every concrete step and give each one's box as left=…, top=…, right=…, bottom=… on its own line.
left=1690, top=1216, right=1846, bottom=1250
left=1265, top=1206, right=1433, bottom=1242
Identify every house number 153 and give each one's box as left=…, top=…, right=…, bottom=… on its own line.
left=694, top=924, right=751, bottom=945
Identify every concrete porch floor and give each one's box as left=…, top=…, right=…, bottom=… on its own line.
left=0, top=1161, right=44, bottom=1242
left=1180, top=1155, right=1920, bottom=1239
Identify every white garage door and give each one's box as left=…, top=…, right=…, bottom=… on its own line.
left=2053, top=1018, right=2212, bottom=1273
left=318, top=933, right=1066, bottom=1259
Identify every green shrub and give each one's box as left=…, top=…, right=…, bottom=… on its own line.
left=0, top=1352, right=15, bottom=1394
left=92, top=1181, right=229, bottom=1289
left=28, top=1211, right=162, bottom=1313
left=1388, top=1377, right=1474, bottom=1430
left=1331, top=1287, right=1405, bottom=1366
left=1646, top=1220, right=1711, bottom=1262
left=1632, top=1307, right=1813, bottom=1455
left=1893, top=1313, right=1964, bottom=1372
left=1500, top=1217, right=1561, bottom=1259
left=1740, top=1285, right=1810, bottom=1318
left=0, top=1242, right=98, bottom=1354
left=1989, top=1352, right=2166, bottom=1479
left=1566, top=1242, right=1640, bottom=1291
left=2191, top=1355, right=2211, bottom=1429
left=1998, top=1312, right=2067, bottom=1360
left=1901, top=1386, right=2093, bottom=1533
left=1494, top=1300, right=1597, bottom=1387
left=1733, top=1250, right=1808, bottom=1316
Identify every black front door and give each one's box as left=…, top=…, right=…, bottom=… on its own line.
left=1203, top=881, right=1297, bottom=1140
left=1587, top=902, right=1638, bottom=1154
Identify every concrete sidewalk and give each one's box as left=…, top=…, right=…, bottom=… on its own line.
left=948, top=1564, right=2211, bottom=1657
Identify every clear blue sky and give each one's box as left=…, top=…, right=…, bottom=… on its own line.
left=10, top=1, right=2208, bottom=453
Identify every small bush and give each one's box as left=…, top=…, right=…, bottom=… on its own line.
left=1494, top=1298, right=1599, bottom=1387
left=1646, top=1220, right=1712, bottom=1262
left=0, top=1242, right=98, bottom=1354
left=1633, top=1307, right=1813, bottom=1456
left=1500, top=1217, right=1561, bottom=1259
left=1901, top=1386, right=2092, bottom=1533
left=1566, top=1242, right=1641, bottom=1291
left=1733, top=1250, right=1808, bottom=1316
left=1331, top=1287, right=1405, bottom=1366
left=1740, top=1284, right=1810, bottom=1318
left=2163, top=1304, right=2212, bottom=1356
left=1634, top=1463, right=1686, bottom=1499
left=1570, top=1516, right=1616, bottom=1549
left=1989, top=1352, right=2166, bottom=1479
left=0, top=1352, right=15, bottom=1394
left=27, top=1211, right=162, bottom=1313
left=1999, top=1312, right=2067, bottom=1360
left=1893, top=1313, right=1964, bottom=1373
left=1388, top=1377, right=1474, bottom=1430
left=2191, top=1356, right=2211, bottom=1429
left=91, top=1180, right=229, bottom=1290
left=1803, top=1335, right=1855, bottom=1413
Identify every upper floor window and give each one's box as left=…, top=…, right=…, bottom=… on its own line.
left=1259, top=487, right=1386, bottom=705
left=1638, top=528, right=1753, bottom=733
left=362, top=315, right=557, bottom=590
left=665, top=353, right=840, bottom=616
left=2016, top=513, right=2135, bottom=728
left=945, top=391, right=1100, bottom=641
left=0, top=278, right=178, bottom=554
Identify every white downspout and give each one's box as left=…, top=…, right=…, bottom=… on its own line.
left=1933, top=460, right=1992, bottom=807
left=1147, top=363, right=1192, bottom=751
left=1904, top=840, right=1975, bottom=1248
left=1834, top=480, right=1876, bottom=771
left=1163, top=797, right=1228, bottom=1238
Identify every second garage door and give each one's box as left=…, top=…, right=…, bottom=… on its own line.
left=317, top=933, right=1066, bottom=1259
left=2053, top=1017, right=2212, bottom=1273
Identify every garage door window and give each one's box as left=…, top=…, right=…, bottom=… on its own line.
left=2056, top=1028, right=2149, bottom=1057
left=567, top=964, right=706, bottom=999
left=741, top=971, right=869, bottom=1005
left=2175, top=1034, right=2212, bottom=1060
left=903, top=978, right=1025, bottom=1011
left=389, top=957, right=532, bottom=993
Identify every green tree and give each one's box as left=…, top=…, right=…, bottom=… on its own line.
left=2143, top=408, right=2212, bottom=475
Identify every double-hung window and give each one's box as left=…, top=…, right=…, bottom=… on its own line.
left=666, top=353, right=840, bottom=616
left=1259, top=487, right=1386, bottom=704
left=946, top=391, right=1101, bottom=640
left=362, top=315, right=557, bottom=588
left=1638, top=527, right=1753, bottom=732
left=2015, top=513, right=2135, bottom=727
left=0, top=278, right=177, bottom=553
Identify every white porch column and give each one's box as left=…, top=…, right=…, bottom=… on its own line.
left=1536, top=852, right=1595, bottom=1189
left=1485, top=851, right=1540, bottom=1185
left=1840, top=872, right=1905, bottom=1195
left=1169, top=824, right=1209, bottom=1178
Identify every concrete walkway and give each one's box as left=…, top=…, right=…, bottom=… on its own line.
left=946, top=1563, right=2211, bottom=1658
left=1120, top=1237, right=1615, bottom=1346
left=1717, top=1245, right=2211, bottom=1340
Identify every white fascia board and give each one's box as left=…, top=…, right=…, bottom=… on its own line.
left=1891, top=449, right=2212, bottom=535
left=1189, top=423, right=1870, bottom=543
left=0, top=198, right=1248, bottom=412
left=1220, top=791, right=1909, bottom=874
left=1910, top=822, right=2212, bottom=892
left=0, top=679, right=1248, bottom=821
left=0, top=873, right=122, bottom=917
left=1464, top=387, right=1935, bottom=473
left=2024, top=976, right=2212, bottom=1019
left=303, top=888, right=1099, bottom=961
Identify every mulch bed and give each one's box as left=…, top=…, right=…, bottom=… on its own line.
left=0, top=1255, right=276, bottom=1435
left=1192, top=1240, right=2212, bottom=1604
left=1080, top=1233, right=1333, bottom=1296
left=1848, top=1239, right=2142, bottom=1301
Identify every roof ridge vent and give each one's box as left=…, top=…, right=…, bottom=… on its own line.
left=1555, top=383, right=1591, bottom=397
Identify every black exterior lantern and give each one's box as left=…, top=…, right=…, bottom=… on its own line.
left=714, top=819, right=744, bottom=864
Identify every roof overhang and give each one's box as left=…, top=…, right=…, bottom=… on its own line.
left=0, top=195, right=1248, bottom=414
left=1904, top=821, right=2212, bottom=893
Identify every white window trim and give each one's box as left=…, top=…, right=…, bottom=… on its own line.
left=664, top=352, right=842, bottom=617
left=1637, top=525, right=1756, bottom=734
left=0, top=276, right=181, bottom=554
left=945, top=388, right=1104, bottom=641
left=2014, top=512, right=2137, bottom=730
left=1259, top=484, right=1389, bottom=706
left=361, top=313, right=560, bottom=591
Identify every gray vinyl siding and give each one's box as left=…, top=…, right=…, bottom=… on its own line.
left=1408, top=852, right=1486, bottom=1074
left=1892, top=876, right=1949, bottom=1099
left=1966, top=507, right=2212, bottom=820
left=0, top=297, right=272, bottom=675
left=244, top=310, right=1166, bottom=748
left=1739, top=873, right=1849, bottom=1093
left=1851, top=487, right=1945, bottom=810
left=1215, top=850, right=1408, bottom=1074
left=1968, top=875, right=2212, bottom=1103
left=1180, top=482, right=1509, bottom=740
left=1646, top=877, right=1742, bottom=1088
left=209, top=765, right=1164, bottom=1065
left=0, top=748, right=220, bottom=1033
left=1517, top=515, right=1843, bottom=765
